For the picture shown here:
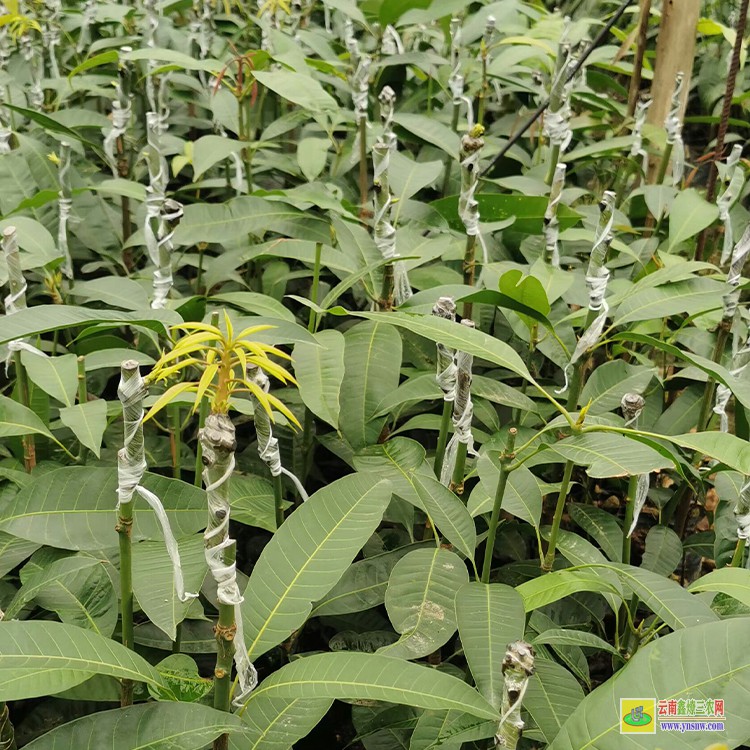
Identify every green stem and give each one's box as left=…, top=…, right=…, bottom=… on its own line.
left=462, top=233, right=477, bottom=320
left=545, top=143, right=561, bottom=185
left=169, top=403, right=182, bottom=480
left=358, top=117, right=368, bottom=213
left=565, top=306, right=598, bottom=411
left=731, top=538, right=746, bottom=568
left=655, top=141, right=673, bottom=186
left=0, top=703, right=16, bottom=750
left=307, top=241, right=322, bottom=334
left=441, top=103, right=461, bottom=198
left=481, top=428, right=517, bottom=583
left=622, top=474, right=638, bottom=565
left=542, top=460, right=574, bottom=572
left=76, top=356, right=88, bottom=464
left=213, top=541, right=237, bottom=750
left=450, top=441, right=469, bottom=494
left=434, top=400, right=453, bottom=478
left=273, top=473, right=284, bottom=529
left=172, top=621, right=183, bottom=654
left=13, top=352, right=35, bottom=472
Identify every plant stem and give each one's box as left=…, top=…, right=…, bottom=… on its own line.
left=307, top=241, right=322, bottom=334
left=654, top=141, right=673, bottom=186
left=450, top=441, right=469, bottom=494
left=273, top=473, right=284, bottom=529
left=731, top=538, right=746, bottom=568
left=542, top=459, right=574, bottom=572
left=14, top=351, right=36, bottom=472
left=622, top=474, right=638, bottom=565
left=462, top=233, right=477, bottom=320
left=441, top=103, right=460, bottom=197
left=434, top=400, right=453, bottom=478
left=76, top=356, right=88, bottom=463
left=627, top=0, right=652, bottom=117
left=172, top=621, right=183, bottom=654
left=358, top=117, right=368, bottom=214
left=0, top=703, right=16, bottom=750
left=481, top=428, right=517, bottom=583
left=169, top=403, right=182, bottom=480
left=545, top=144, right=560, bottom=186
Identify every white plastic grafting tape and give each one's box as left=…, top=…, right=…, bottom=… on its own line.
left=459, top=129, right=488, bottom=264
left=665, top=72, right=685, bottom=183
left=247, top=366, right=309, bottom=501
left=199, top=413, right=258, bottom=708
left=432, top=297, right=457, bottom=400
left=621, top=394, right=648, bottom=537
left=735, top=478, right=750, bottom=541
left=629, top=97, right=651, bottom=173
left=351, top=55, right=371, bottom=125
left=558, top=192, right=615, bottom=394
left=382, top=24, right=404, bottom=55
left=144, top=0, right=159, bottom=48
left=722, top=222, right=750, bottom=322
left=544, top=163, right=566, bottom=267
left=21, top=35, right=44, bottom=111
left=544, top=54, right=574, bottom=153
left=718, top=144, right=745, bottom=266
left=150, top=199, right=183, bottom=310
left=713, top=384, right=731, bottom=433
left=117, top=362, right=197, bottom=604
left=104, top=101, right=131, bottom=176
left=77, top=0, right=97, bottom=53
left=440, top=320, right=477, bottom=487
left=628, top=473, right=650, bottom=538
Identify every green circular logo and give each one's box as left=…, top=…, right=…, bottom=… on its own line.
left=623, top=711, right=653, bottom=727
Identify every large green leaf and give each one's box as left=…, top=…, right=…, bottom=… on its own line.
left=293, top=329, right=345, bottom=429
left=471, top=457, right=543, bottom=528
left=0, top=620, right=165, bottom=701
left=20, top=352, right=78, bottom=407
left=394, top=113, right=460, bottom=156
left=551, top=433, right=671, bottom=477
left=234, top=697, right=333, bottom=750
left=242, top=652, right=499, bottom=720
left=241, top=474, right=392, bottom=661
left=578, top=361, right=655, bottom=414
left=456, top=583, right=526, bottom=711
left=641, top=526, right=683, bottom=577
left=311, top=542, right=429, bottom=617
left=667, top=188, right=719, bottom=251
left=668, top=431, right=750, bottom=475
left=132, top=534, right=208, bottom=641
left=431, top=194, right=581, bottom=234
left=253, top=70, right=338, bottom=111
left=0, top=306, right=178, bottom=345
left=12, top=548, right=116, bottom=636
left=0, top=395, right=55, bottom=440
left=59, top=399, right=108, bottom=458
left=348, top=311, right=533, bottom=382
left=0, top=467, right=206, bottom=550
left=614, top=278, right=724, bottom=324
left=380, top=547, right=468, bottom=660
left=174, top=196, right=330, bottom=246
left=516, top=569, right=622, bottom=612
left=548, top=619, right=750, bottom=749
left=688, top=567, right=750, bottom=607
left=568, top=504, right=622, bottom=563
left=0, top=531, right=39, bottom=577
left=24, top=702, right=243, bottom=750
left=339, top=322, right=403, bottom=450
left=524, top=659, right=584, bottom=745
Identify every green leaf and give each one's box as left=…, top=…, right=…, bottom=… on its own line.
left=411, top=474, right=477, bottom=559
left=132, top=535, right=207, bottom=641
left=410, top=710, right=467, bottom=750
left=0, top=216, right=61, bottom=272
left=568, top=504, right=622, bottom=563
left=234, top=697, right=332, bottom=750
left=150, top=654, right=213, bottom=703
left=241, top=474, right=392, bottom=661
left=0, top=395, right=55, bottom=440
left=0, top=467, right=206, bottom=550
left=311, top=542, right=429, bottom=617
left=72, top=278, right=151, bottom=311
left=667, top=188, right=719, bottom=251
left=641, top=526, right=683, bottom=577
left=548, top=619, right=750, bottom=749
left=229, top=475, right=280, bottom=533
left=389, top=152, right=443, bottom=203
left=524, top=659, right=584, bottom=745
left=472, top=457, right=542, bottom=528
left=297, top=137, right=330, bottom=181
left=0, top=306, right=178, bottom=345
left=254, top=70, right=338, bottom=112
left=174, top=196, right=330, bottom=246
left=0, top=531, right=39, bottom=577
left=348, top=311, right=532, bottom=382
left=20, top=352, right=78, bottom=407
left=516, top=569, right=622, bottom=612
left=394, top=113, right=460, bottom=157
left=13, top=548, right=116, bottom=636
left=669, top=431, right=750, bottom=474
left=0, top=620, right=165, bottom=701
left=24, top=702, right=242, bottom=750
left=456, top=582, right=526, bottom=711
left=191, top=135, right=247, bottom=179
left=688, top=567, right=750, bottom=607
left=551, top=433, right=671, bottom=477
left=431, top=194, right=581, bottom=234
left=243, top=652, right=499, bottom=720
left=578, top=361, right=655, bottom=414
left=614, top=278, right=724, bottom=324
left=59, top=399, right=108, bottom=458
left=293, top=330, right=345, bottom=429
left=3, top=104, right=101, bottom=152
left=379, top=547, right=468, bottom=660
left=123, top=46, right=224, bottom=73
left=531, top=628, right=619, bottom=657
left=339, top=322, right=403, bottom=450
